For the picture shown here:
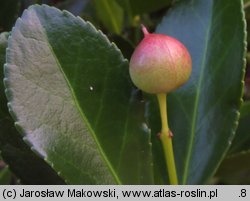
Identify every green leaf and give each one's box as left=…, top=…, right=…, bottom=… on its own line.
left=0, top=32, right=65, bottom=184
left=93, top=0, right=124, bottom=34
left=0, top=166, right=11, bottom=185
left=153, top=0, right=246, bottom=184
left=239, top=101, right=250, bottom=118
left=215, top=151, right=250, bottom=184
left=4, top=5, right=153, bottom=184
left=116, top=0, right=171, bottom=16
left=229, top=101, right=250, bottom=154
left=0, top=0, right=20, bottom=32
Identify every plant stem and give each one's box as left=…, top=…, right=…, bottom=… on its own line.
left=157, top=93, right=178, bottom=185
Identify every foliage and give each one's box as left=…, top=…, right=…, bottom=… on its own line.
left=0, top=0, right=249, bottom=184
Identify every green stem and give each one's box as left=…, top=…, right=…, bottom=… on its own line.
left=157, top=93, right=178, bottom=185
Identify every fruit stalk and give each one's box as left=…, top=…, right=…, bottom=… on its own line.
left=129, top=25, right=191, bottom=185
left=157, top=93, right=178, bottom=185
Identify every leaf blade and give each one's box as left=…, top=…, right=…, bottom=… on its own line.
left=154, top=0, right=246, bottom=184
left=0, top=32, right=66, bottom=185
left=93, top=0, right=124, bottom=34
left=4, top=5, right=153, bottom=184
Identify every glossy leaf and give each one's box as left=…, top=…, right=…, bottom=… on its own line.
left=229, top=101, right=250, bottom=154
left=0, top=32, right=65, bottom=184
left=93, top=0, right=124, bottom=34
left=152, top=0, right=246, bottom=184
left=4, top=5, right=153, bottom=184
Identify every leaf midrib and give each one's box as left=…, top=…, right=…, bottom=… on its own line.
left=33, top=9, right=121, bottom=184
left=182, top=2, right=214, bottom=184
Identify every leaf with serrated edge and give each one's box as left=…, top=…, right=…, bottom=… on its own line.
left=150, top=0, right=246, bottom=184
left=4, top=5, right=153, bottom=184
left=1, top=32, right=65, bottom=185
left=116, top=0, right=171, bottom=15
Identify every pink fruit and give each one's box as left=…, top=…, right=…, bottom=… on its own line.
left=129, top=25, right=192, bottom=94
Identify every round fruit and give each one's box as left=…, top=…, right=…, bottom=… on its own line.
left=129, top=25, right=192, bottom=94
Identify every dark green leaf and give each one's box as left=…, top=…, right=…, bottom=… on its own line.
left=0, top=0, right=20, bottom=32
left=153, top=0, right=246, bottom=184
left=215, top=151, right=250, bottom=184
left=0, top=32, right=65, bottom=184
left=4, top=5, right=153, bottom=184
left=229, top=101, right=250, bottom=154
left=93, top=0, right=124, bottom=34
left=240, top=101, right=250, bottom=118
